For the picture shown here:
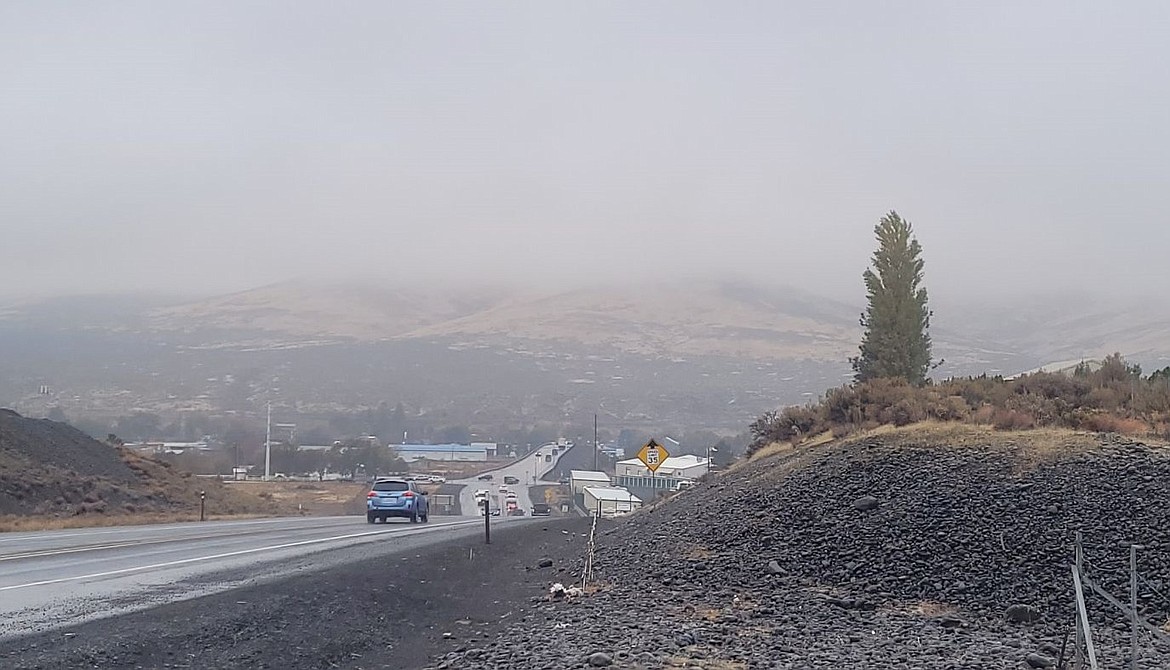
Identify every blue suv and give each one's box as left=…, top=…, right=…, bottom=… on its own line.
left=366, top=478, right=429, bottom=524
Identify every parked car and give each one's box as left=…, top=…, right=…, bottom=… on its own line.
left=477, top=473, right=493, bottom=481
left=531, top=503, right=552, bottom=516
left=503, top=475, right=519, bottom=485
left=366, top=478, right=429, bottom=524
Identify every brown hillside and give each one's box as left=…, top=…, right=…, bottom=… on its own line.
left=0, top=409, right=276, bottom=527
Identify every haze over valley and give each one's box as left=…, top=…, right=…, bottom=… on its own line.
left=3, top=279, right=1167, bottom=444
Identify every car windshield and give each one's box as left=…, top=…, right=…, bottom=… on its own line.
left=533, top=504, right=550, bottom=512
left=372, top=480, right=409, bottom=492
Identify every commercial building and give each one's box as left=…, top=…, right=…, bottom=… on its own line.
left=615, top=454, right=710, bottom=479
left=582, top=486, right=642, bottom=517
left=569, top=470, right=611, bottom=497
left=393, top=443, right=489, bottom=462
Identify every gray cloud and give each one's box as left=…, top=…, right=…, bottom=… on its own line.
left=2, top=1, right=1168, bottom=301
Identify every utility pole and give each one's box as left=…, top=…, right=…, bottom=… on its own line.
left=264, top=401, right=272, bottom=481
left=593, top=413, right=598, bottom=471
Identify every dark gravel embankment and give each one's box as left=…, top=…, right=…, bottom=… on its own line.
left=432, top=425, right=1170, bottom=669
left=0, top=409, right=274, bottom=520
left=0, top=517, right=593, bottom=670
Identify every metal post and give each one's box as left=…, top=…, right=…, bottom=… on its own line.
left=1075, top=532, right=1084, bottom=670
left=199, top=491, right=206, bottom=521
left=1131, top=544, right=1139, bottom=670
left=264, top=401, right=271, bottom=481
left=593, top=414, right=598, bottom=472
left=483, top=498, right=491, bottom=544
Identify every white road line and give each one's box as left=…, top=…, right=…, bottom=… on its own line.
left=0, top=515, right=354, bottom=544
left=0, top=540, right=148, bottom=562
left=0, top=519, right=480, bottom=592
left=0, top=521, right=375, bottom=561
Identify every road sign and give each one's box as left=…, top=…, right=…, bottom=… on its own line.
left=637, top=439, right=670, bottom=473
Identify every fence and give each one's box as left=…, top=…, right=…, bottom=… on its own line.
left=1067, top=532, right=1170, bottom=669
left=581, top=512, right=598, bottom=589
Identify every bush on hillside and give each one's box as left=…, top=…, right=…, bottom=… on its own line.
left=748, top=352, right=1169, bottom=455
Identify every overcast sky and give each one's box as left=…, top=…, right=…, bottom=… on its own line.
left=2, top=1, right=1168, bottom=302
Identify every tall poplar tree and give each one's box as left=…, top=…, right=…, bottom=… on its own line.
left=851, top=211, right=933, bottom=385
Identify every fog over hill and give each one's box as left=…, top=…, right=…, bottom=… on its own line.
left=1, top=280, right=1167, bottom=438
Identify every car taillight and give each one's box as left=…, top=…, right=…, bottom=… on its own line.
left=402, top=491, right=414, bottom=498
left=367, top=491, right=377, bottom=498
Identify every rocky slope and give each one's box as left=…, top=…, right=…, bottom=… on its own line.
left=0, top=409, right=273, bottom=523
left=431, top=424, right=1170, bottom=669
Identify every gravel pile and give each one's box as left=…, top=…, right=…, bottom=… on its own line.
left=429, top=427, right=1170, bottom=669
left=0, top=408, right=136, bottom=482
left=0, top=409, right=273, bottom=518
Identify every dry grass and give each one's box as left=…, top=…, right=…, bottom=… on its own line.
left=744, top=429, right=836, bottom=465
left=830, top=421, right=1169, bottom=465
left=743, top=441, right=793, bottom=465
left=230, top=481, right=369, bottom=515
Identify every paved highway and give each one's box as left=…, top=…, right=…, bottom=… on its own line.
left=0, top=514, right=484, bottom=640
left=453, top=444, right=567, bottom=518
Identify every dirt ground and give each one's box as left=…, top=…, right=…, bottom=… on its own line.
left=0, top=516, right=594, bottom=670
left=226, top=480, right=371, bottom=516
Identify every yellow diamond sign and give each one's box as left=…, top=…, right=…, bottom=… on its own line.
left=637, top=439, right=670, bottom=473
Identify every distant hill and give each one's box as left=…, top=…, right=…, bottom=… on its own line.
left=1, top=280, right=1168, bottom=436
left=0, top=409, right=273, bottom=523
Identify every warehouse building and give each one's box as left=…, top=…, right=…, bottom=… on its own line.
left=393, top=443, right=491, bottom=462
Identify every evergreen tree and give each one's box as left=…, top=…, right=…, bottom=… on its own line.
left=851, top=211, right=933, bottom=384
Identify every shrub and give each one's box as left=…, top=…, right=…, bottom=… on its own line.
left=991, top=408, right=1035, bottom=430
left=744, top=352, right=1170, bottom=455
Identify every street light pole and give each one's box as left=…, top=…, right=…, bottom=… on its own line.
left=264, top=401, right=272, bottom=481
left=593, top=414, right=598, bottom=472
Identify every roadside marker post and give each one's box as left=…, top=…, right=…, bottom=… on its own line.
left=199, top=491, right=206, bottom=522
left=483, top=498, right=491, bottom=544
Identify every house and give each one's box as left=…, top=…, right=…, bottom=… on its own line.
left=569, top=470, right=611, bottom=497
left=393, top=443, right=488, bottom=462
left=582, top=486, right=642, bottom=517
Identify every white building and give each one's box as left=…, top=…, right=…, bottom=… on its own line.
left=569, top=470, right=611, bottom=497
left=583, top=486, right=642, bottom=517
left=394, top=443, right=488, bottom=462
left=470, top=442, right=498, bottom=457
left=615, top=454, right=710, bottom=479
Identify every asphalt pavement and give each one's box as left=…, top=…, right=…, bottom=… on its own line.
left=0, top=514, right=483, bottom=640
left=452, top=445, right=567, bottom=519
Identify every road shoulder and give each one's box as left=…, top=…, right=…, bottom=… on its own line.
left=0, top=517, right=592, bottom=670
